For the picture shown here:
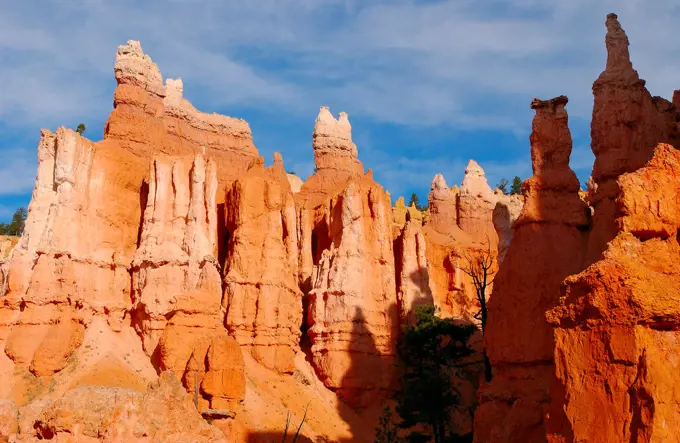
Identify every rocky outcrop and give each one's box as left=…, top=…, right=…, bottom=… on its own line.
left=459, top=160, right=499, bottom=245
left=546, top=144, right=680, bottom=442
left=492, top=196, right=523, bottom=263
left=296, top=111, right=398, bottom=408
left=29, top=372, right=225, bottom=442
left=287, top=173, right=304, bottom=193
left=307, top=175, right=399, bottom=408
left=422, top=166, right=520, bottom=321
left=106, top=41, right=258, bottom=189
left=0, top=236, right=18, bottom=299
left=223, top=154, right=302, bottom=374
left=0, top=39, right=257, bottom=419
left=587, top=14, right=680, bottom=262
left=297, top=107, right=364, bottom=210
left=474, top=96, right=589, bottom=443
left=394, top=207, right=433, bottom=324
left=0, top=236, right=18, bottom=261
left=427, top=174, right=460, bottom=237
left=183, top=333, right=246, bottom=411
left=1, top=129, right=144, bottom=388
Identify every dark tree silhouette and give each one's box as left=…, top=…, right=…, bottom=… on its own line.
left=4, top=207, right=27, bottom=236
left=510, top=176, right=523, bottom=195
left=396, top=305, right=475, bottom=443
left=76, top=123, right=86, bottom=135
left=457, top=240, right=496, bottom=382
left=408, top=193, right=420, bottom=209
left=495, top=178, right=508, bottom=195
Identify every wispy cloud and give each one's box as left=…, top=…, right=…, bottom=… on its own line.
left=0, top=0, right=678, bottom=209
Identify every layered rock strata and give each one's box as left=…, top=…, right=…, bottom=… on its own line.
left=297, top=108, right=399, bottom=408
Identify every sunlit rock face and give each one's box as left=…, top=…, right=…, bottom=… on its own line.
left=474, top=13, right=680, bottom=443
left=223, top=154, right=302, bottom=375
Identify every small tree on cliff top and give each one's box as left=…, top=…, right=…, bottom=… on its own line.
left=510, top=176, right=522, bottom=195
left=76, top=123, right=86, bottom=135
left=456, top=239, right=496, bottom=382
left=396, top=305, right=475, bottom=443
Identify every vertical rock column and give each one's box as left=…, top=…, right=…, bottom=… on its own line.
left=394, top=209, right=433, bottom=325
left=223, top=154, right=302, bottom=375
left=131, top=154, right=224, bottom=380
left=307, top=178, right=399, bottom=408
left=473, top=96, right=588, bottom=443
left=587, top=13, right=680, bottom=262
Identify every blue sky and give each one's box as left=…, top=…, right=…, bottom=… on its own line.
left=1, top=0, right=680, bottom=221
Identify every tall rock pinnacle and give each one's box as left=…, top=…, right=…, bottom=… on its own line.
left=602, top=13, right=636, bottom=78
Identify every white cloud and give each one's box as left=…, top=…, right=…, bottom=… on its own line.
left=1, top=0, right=678, bottom=130
left=0, top=0, right=677, bottom=206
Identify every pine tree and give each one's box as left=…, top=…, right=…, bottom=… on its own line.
left=375, top=406, right=402, bottom=443
left=408, top=193, right=420, bottom=209
left=76, top=123, right=86, bottom=135
left=396, top=305, right=475, bottom=443
left=7, top=207, right=27, bottom=236
left=510, top=176, right=522, bottom=195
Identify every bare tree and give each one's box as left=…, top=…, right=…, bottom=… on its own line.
left=456, top=237, right=497, bottom=382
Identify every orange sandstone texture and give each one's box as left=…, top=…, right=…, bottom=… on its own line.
left=475, top=13, right=680, bottom=443
left=474, top=96, right=588, bottom=443
left=587, top=14, right=680, bottom=263
left=421, top=164, right=517, bottom=321
left=223, top=154, right=302, bottom=374
left=547, top=144, right=680, bottom=442
left=299, top=108, right=400, bottom=409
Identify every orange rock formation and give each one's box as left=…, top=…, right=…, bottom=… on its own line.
left=474, top=13, right=680, bottom=443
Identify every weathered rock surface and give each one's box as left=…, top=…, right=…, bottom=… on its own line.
left=297, top=107, right=364, bottom=210
left=587, top=14, right=680, bottom=263
left=295, top=110, right=399, bottom=407
left=0, top=399, right=18, bottom=441
left=545, top=144, right=680, bottom=442
left=459, top=160, right=500, bottom=245
left=29, top=372, right=225, bottom=442
left=223, top=154, right=302, bottom=374
left=0, top=236, right=18, bottom=261
left=393, top=208, right=433, bottom=325
left=1, top=128, right=145, bottom=394
left=132, top=154, right=223, bottom=370
left=474, top=96, right=588, bottom=443
left=492, top=195, right=523, bottom=263
left=422, top=166, right=518, bottom=321
left=106, top=41, right=258, bottom=190
left=307, top=174, right=399, bottom=408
